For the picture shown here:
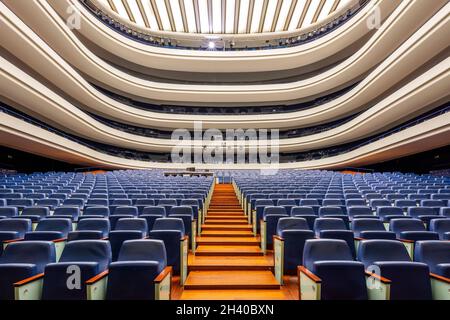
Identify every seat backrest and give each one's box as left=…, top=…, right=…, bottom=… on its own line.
left=141, top=206, right=166, bottom=216
left=429, top=218, right=450, bottom=235
left=113, top=206, right=138, bottom=216
left=59, top=240, right=111, bottom=271
left=35, top=218, right=72, bottom=234
left=263, top=206, right=287, bottom=217
left=118, top=239, right=167, bottom=266
left=84, top=206, right=110, bottom=217
left=135, top=199, right=155, bottom=206
left=170, top=206, right=193, bottom=217
left=277, top=199, right=296, bottom=206
left=357, top=239, right=411, bottom=268
left=276, top=217, right=309, bottom=235
left=22, top=206, right=49, bottom=217
left=0, top=241, right=56, bottom=273
left=0, top=207, right=18, bottom=217
left=291, top=206, right=315, bottom=216
left=377, top=206, right=403, bottom=218
left=352, top=219, right=385, bottom=233
left=407, top=207, right=436, bottom=217
left=158, top=199, right=177, bottom=206
left=347, top=206, right=372, bottom=218
left=255, top=199, right=274, bottom=207
left=0, top=218, right=32, bottom=235
left=303, top=239, right=353, bottom=271
left=152, top=218, right=185, bottom=234
left=414, top=240, right=450, bottom=266
left=421, top=200, right=445, bottom=207
left=115, top=218, right=148, bottom=234
left=77, top=218, right=110, bottom=234
left=300, top=199, right=319, bottom=206
left=390, top=218, right=426, bottom=233
left=314, top=217, right=347, bottom=235
left=318, top=206, right=344, bottom=216
left=53, top=206, right=80, bottom=218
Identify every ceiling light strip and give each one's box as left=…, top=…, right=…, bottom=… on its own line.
left=297, top=0, right=311, bottom=28
left=271, top=0, right=284, bottom=32
left=121, top=0, right=136, bottom=22
left=177, top=0, right=188, bottom=32
left=283, top=0, right=297, bottom=30
left=258, top=0, right=269, bottom=33
left=164, top=0, right=176, bottom=31
left=246, top=0, right=255, bottom=33
left=136, top=0, right=151, bottom=27
left=149, top=0, right=164, bottom=29
left=329, top=0, right=341, bottom=13
left=107, top=0, right=118, bottom=12
left=193, top=0, right=201, bottom=33
left=311, top=0, right=326, bottom=23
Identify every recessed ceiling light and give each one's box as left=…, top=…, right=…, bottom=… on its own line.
left=208, top=41, right=216, bottom=49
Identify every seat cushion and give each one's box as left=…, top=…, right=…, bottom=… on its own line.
left=434, top=263, right=450, bottom=278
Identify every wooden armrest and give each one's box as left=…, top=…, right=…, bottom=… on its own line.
left=181, top=235, right=188, bottom=241
left=354, top=237, right=364, bottom=241
left=399, top=239, right=415, bottom=243
left=101, top=237, right=109, bottom=240
left=86, top=270, right=109, bottom=285
left=365, top=270, right=391, bottom=283
left=52, top=238, right=67, bottom=243
left=14, top=273, right=44, bottom=287
left=297, top=266, right=322, bottom=283
left=3, top=238, right=23, bottom=244
left=154, top=266, right=172, bottom=283
left=430, top=273, right=450, bottom=283
left=273, top=235, right=284, bottom=242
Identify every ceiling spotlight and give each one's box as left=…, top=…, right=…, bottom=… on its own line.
left=208, top=41, right=215, bottom=49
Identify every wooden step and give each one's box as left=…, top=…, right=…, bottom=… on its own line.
left=189, top=255, right=273, bottom=271
left=180, top=289, right=288, bottom=300
left=206, top=216, right=247, bottom=220
left=197, top=237, right=260, bottom=246
left=195, top=245, right=264, bottom=256
left=184, top=271, right=280, bottom=290
left=202, top=225, right=252, bottom=231
left=205, top=219, right=248, bottom=225
left=201, top=230, right=254, bottom=237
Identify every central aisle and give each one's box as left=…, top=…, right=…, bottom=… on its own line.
left=180, top=184, right=292, bottom=300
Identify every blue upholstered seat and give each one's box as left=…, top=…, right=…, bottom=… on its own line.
left=390, top=218, right=439, bottom=241
left=414, top=240, right=450, bottom=278
left=429, top=218, right=450, bottom=240
left=352, top=218, right=396, bottom=240
left=67, top=218, right=110, bottom=241
left=24, top=218, right=72, bottom=241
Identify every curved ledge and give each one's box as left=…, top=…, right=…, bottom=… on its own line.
left=1, top=0, right=448, bottom=130
left=1, top=51, right=448, bottom=153
left=1, top=108, right=448, bottom=170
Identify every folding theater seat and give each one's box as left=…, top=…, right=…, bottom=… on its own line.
left=63, top=198, right=85, bottom=209
left=135, top=199, right=156, bottom=214
left=6, top=199, right=34, bottom=212
left=40, top=240, right=111, bottom=300
left=290, top=206, right=317, bottom=230
left=0, top=207, right=18, bottom=219
left=155, top=199, right=176, bottom=215
left=298, top=239, right=371, bottom=300
left=109, top=218, right=148, bottom=261
left=140, top=206, right=167, bottom=231
left=81, top=206, right=110, bottom=219
left=20, top=206, right=50, bottom=226
left=420, top=200, right=446, bottom=214
left=48, top=193, right=67, bottom=200
left=109, top=206, right=139, bottom=229
left=180, top=199, right=201, bottom=229
left=252, top=199, right=274, bottom=233
left=314, top=217, right=356, bottom=258
left=377, top=206, right=408, bottom=228
left=369, top=199, right=391, bottom=211
left=389, top=218, right=439, bottom=258
left=357, top=240, right=432, bottom=300
left=409, top=194, right=430, bottom=204
left=429, top=218, right=450, bottom=240
left=345, top=199, right=367, bottom=207
left=85, top=199, right=109, bottom=207
left=0, top=241, right=56, bottom=300
left=109, top=199, right=133, bottom=214
left=148, top=218, right=188, bottom=284
left=318, top=206, right=350, bottom=226
left=407, top=207, right=440, bottom=226
left=35, top=199, right=60, bottom=211
left=440, top=207, right=450, bottom=217
left=277, top=199, right=297, bottom=215
left=169, top=206, right=196, bottom=252
left=260, top=206, right=289, bottom=253
left=347, top=206, right=377, bottom=220
left=0, top=218, right=32, bottom=253
left=352, top=218, right=397, bottom=250
left=394, top=199, right=417, bottom=213
left=299, top=199, right=320, bottom=214
left=273, top=217, right=314, bottom=282
left=51, top=206, right=80, bottom=221
left=92, top=239, right=173, bottom=300
left=67, top=218, right=110, bottom=241
left=414, top=240, right=450, bottom=299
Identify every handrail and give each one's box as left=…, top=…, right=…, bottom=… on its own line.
left=81, top=0, right=370, bottom=51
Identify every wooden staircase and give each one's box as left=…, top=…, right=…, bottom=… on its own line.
left=180, top=184, right=288, bottom=300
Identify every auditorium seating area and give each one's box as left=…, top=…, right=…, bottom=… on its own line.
left=0, top=169, right=448, bottom=300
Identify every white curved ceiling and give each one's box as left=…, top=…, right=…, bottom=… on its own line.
left=94, top=0, right=353, bottom=34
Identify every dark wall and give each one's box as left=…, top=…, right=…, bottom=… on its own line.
left=0, top=146, right=90, bottom=173
left=364, top=144, right=450, bottom=173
